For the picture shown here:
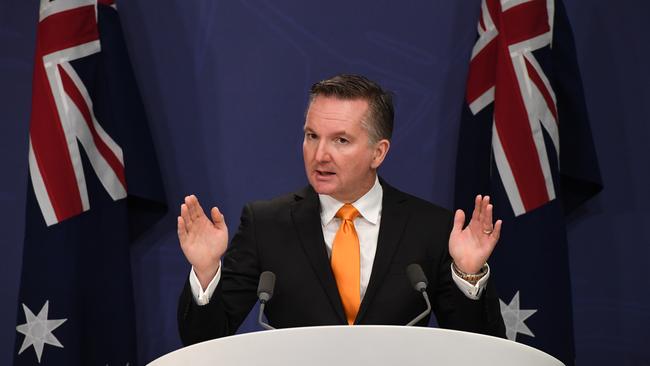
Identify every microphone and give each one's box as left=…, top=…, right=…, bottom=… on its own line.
left=405, top=263, right=432, bottom=326
left=257, top=271, right=276, bottom=330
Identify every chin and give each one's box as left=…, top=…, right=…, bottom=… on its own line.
left=310, top=181, right=336, bottom=196
left=311, top=185, right=333, bottom=195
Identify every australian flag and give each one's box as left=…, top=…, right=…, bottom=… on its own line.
left=454, top=0, right=602, bottom=364
left=14, top=0, right=166, bottom=364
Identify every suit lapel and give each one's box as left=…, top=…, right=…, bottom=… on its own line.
left=291, top=186, right=346, bottom=324
left=355, top=179, right=409, bottom=324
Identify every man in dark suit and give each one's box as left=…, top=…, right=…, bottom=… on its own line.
left=177, top=74, right=505, bottom=345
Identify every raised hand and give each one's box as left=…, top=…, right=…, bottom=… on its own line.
left=448, top=195, right=502, bottom=274
left=177, top=195, right=228, bottom=289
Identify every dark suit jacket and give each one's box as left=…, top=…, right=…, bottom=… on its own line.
left=178, top=180, right=505, bottom=345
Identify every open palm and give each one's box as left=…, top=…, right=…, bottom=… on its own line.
left=449, top=195, right=502, bottom=274
left=177, top=195, right=228, bottom=288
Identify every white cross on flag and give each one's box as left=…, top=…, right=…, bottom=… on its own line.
left=466, top=0, right=559, bottom=216
left=29, top=0, right=126, bottom=226
left=15, top=0, right=166, bottom=364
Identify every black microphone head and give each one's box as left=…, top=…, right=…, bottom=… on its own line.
left=257, top=271, right=276, bottom=303
left=406, top=264, right=428, bottom=292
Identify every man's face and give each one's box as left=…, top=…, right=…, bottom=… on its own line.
left=303, top=96, right=389, bottom=202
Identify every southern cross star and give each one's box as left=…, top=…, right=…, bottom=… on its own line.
left=16, top=301, right=67, bottom=363
left=499, top=291, right=537, bottom=341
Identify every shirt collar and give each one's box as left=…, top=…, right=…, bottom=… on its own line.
left=318, top=176, right=383, bottom=226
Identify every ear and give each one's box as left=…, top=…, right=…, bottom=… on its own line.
left=370, top=139, right=390, bottom=169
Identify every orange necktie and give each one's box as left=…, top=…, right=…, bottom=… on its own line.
left=331, top=204, right=361, bottom=325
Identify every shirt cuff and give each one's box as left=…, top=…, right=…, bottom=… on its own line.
left=450, top=263, right=490, bottom=300
left=189, top=265, right=221, bottom=306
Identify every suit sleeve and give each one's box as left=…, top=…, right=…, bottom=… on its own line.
left=430, top=214, right=506, bottom=338
left=177, top=203, right=261, bottom=345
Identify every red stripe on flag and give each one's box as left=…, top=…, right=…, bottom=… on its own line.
left=39, top=5, right=98, bottom=56
left=30, top=53, right=83, bottom=221
left=502, top=0, right=549, bottom=46
left=494, top=31, right=550, bottom=211
left=58, top=65, right=127, bottom=190
left=466, top=39, right=497, bottom=104
left=525, top=58, right=558, bottom=124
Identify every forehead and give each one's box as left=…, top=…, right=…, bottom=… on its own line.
left=304, top=96, right=369, bottom=133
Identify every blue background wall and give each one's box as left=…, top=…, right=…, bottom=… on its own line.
left=1, top=0, right=648, bottom=365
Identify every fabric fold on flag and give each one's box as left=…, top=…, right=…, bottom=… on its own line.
left=454, top=0, right=602, bottom=364
left=14, top=1, right=166, bottom=365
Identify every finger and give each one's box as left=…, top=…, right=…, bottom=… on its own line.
left=187, top=195, right=205, bottom=220
left=482, top=203, right=494, bottom=231
left=470, top=194, right=482, bottom=222
left=177, top=216, right=188, bottom=244
left=193, top=195, right=207, bottom=219
left=477, top=194, right=489, bottom=223
left=181, top=196, right=192, bottom=224
left=491, top=219, right=503, bottom=242
left=479, top=195, right=489, bottom=218
left=180, top=203, right=192, bottom=230
left=211, top=207, right=227, bottom=230
left=452, top=209, right=465, bottom=233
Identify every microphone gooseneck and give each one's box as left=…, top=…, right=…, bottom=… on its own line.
left=257, top=271, right=276, bottom=330
left=405, top=264, right=432, bottom=326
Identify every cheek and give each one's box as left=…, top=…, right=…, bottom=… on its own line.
left=302, top=143, right=312, bottom=161
left=342, top=151, right=371, bottom=175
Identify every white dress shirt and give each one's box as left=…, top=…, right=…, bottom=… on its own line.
left=189, top=176, right=489, bottom=305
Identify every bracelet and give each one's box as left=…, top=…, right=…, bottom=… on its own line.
left=452, top=262, right=488, bottom=285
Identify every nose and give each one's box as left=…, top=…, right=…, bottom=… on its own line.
left=314, top=140, right=331, bottom=163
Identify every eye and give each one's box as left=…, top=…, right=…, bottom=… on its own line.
left=305, top=132, right=318, bottom=140
left=335, top=137, right=349, bottom=144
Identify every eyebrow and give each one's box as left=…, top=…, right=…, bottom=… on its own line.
left=303, top=126, right=349, bottom=136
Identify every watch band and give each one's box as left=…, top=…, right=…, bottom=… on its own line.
left=452, top=262, right=488, bottom=285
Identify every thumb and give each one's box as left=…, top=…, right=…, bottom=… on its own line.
left=452, top=209, right=465, bottom=234
left=211, top=207, right=227, bottom=230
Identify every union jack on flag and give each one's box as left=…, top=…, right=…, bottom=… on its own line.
left=29, top=0, right=125, bottom=226
left=466, top=0, right=558, bottom=216
left=454, top=0, right=601, bottom=364
left=15, top=0, right=166, bottom=364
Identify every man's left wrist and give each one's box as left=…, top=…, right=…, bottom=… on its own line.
left=452, top=262, right=488, bottom=285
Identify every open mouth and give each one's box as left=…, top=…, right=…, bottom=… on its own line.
left=316, top=169, right=336, bottom=177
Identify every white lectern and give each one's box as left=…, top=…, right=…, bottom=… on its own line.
left=148, top=325, right=564, bottom=366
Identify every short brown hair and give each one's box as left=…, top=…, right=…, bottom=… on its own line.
left=308, top=74, right=393, bottom=144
